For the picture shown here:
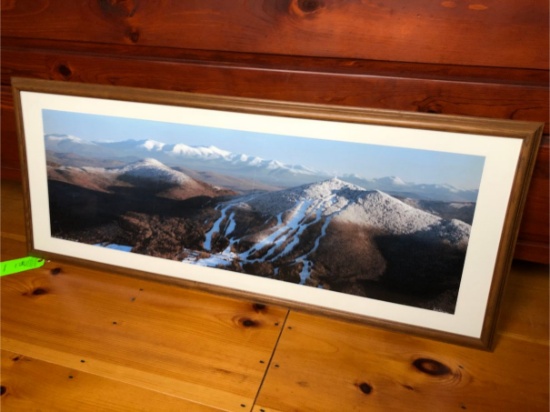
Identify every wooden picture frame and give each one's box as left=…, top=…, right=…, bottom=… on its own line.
left=12, top=77, right=543, bottom=349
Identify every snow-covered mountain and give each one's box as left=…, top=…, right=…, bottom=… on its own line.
left=50, top=157, right=191, bottom=185
left=46, top=133, right=96, bottom=147
left=211, top=178, right=470, bottom=249
left=47, top=158, right=233, bottom=199
left=342, top=174, right=478, bottom=202
left=45, top=134, right=320, bottom=189
left=116, top=158, right=192, bottom=185
left=185, top=178, right=470, bottom=292
left=45, top=134, right=478, bottom=202
left=171, top=178, right=469, bottom=313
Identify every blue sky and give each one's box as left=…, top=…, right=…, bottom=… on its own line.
left=42, top=109, right=485, bottom=189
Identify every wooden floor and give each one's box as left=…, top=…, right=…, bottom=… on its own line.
left=1, top=179, right=548, bottom=411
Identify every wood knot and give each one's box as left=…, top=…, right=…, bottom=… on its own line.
left=297, top=0, right=323, bottom=13
left=50, top=267, right=62, bottom=276
left=252, top=302, right=267, bottom=313
left=57, top=64, right=72, bottom=79
left=98, top=0, right=139, bottom=18
left=0, top=386, right=6, bottom=396
left=413, top=358, right=452, bottom=376
left=415, top=97, right=444, bottom=114
left=418, top=102, right=443, bottom=114
left=357, top=382, right=373, bottom=394
left=24, top=287, right=48, bottom=297
left=32, top=287, right=48, bottom=295
left=126, top=27, right=140, bottom=43
left=240, top=318, right=259, bottom=328
left=290, top=0, right=324, bottom=17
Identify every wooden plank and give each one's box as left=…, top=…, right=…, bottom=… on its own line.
left=0, top=179, right=27, bottom=258
left=1, top=260, right=289, bottom=412
left=1, top=350, right=225, bottom=411
left=515, top=142, right=549, bottom=262
left=497, top=261, right=549, bottom=344
left=1, top=180, right=26, bottom=238
left=1, top=179, right=27, bottom=260
left=0, top=236, right=27, bottom=261
left=255, top=262, right=549, bottom=411
left=0, top=94, right=21, bottom=179
left=1, top=0, right=548, bottom=69
left=2, top=50, right=548, bottom=130
left=2, top=37, right=548, bottom=88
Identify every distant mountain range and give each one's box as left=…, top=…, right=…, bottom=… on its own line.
left=45, top=133, right=478, bottom=202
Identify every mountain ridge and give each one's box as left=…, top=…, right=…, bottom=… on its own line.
left=45, top=133, right=478, bottom=202
left=47, top=157, right=235, bottom=200
left=209, top=177, right=470, bottom=256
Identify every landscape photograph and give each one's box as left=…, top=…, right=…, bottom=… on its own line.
left=43, top=108, right=486, bottom=314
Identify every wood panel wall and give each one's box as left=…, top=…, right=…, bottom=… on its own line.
left=1, top=0, right=548, bottom=263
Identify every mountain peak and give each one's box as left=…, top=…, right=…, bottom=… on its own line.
left=140, top=140, right=165, bottom=151
left=45, top=133, right=96, bottom=145
left=130, top=158, right=165, bottom=167
left=302, top=177, right=364, bottom=196
left=169, top=143, right=231, bottom=158
left=375, top=175, right=406, bottom=186
left=120, top=158, right=191, bottom=184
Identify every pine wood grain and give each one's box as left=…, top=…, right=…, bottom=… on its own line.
left=254, top=278, right=549, bottom=412
left=1, top=350, right=224, bottom=411
left=515, top=143, right=550, bottom=259
left=497, top=261, right=549, bottom=344
left=1, top=0, right=548, bottom=69
left=0, top=180, right=25, bottom=239
left=1, top=37, right=547, bottom=87
left=2, top=50, right=547, bottom=130
left=0, top=264, right=288, bottom=412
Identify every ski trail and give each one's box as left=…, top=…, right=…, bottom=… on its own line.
left=240, top=200, right=311, bottom=261
left=295, top=216, right=333, bottom=284
left=203, top=204, right=232, bottom=251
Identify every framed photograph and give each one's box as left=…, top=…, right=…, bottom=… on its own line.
left=12, top=77, right=542, bottom=349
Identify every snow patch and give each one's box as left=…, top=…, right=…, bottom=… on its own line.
left=169, top=143, right=231, bottom=158
left=95, top=243, right=133, bottom=252
left=119, top=158, right=192, bottom=184
left=46, top=134, right=96, bottom=145
left=337, top=190, right=441, bottom=235
left=140, top=140, right=165, bottom=151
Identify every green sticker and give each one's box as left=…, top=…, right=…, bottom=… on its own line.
left=0, top=257, right=45, bottom=276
